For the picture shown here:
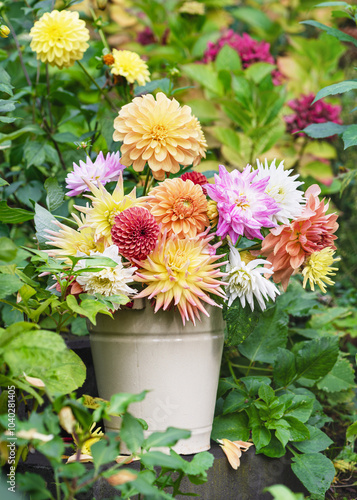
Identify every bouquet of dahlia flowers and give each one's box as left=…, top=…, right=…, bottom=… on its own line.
left=44, top=93, right=339, bottom=326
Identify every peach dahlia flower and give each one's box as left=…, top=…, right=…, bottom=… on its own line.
left=261, top=185, right=338, bottom=290
left=147, top=177, right=209, bottom=238
left=113, top=92, right=207, bottom=180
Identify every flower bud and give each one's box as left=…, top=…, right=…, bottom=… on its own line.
left=96, top=0, right=107, bottom=9
left=0, top=25, right=10, bottom=38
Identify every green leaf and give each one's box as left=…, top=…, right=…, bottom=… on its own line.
left=0, top=274, right=23, bottom=298
left=222, top=389, right=250, bottom=414
left=34, top=203, right=60, bottom=249
left=252, top=426, right=271, bottom=451
left=284, top=417, right=310, bottom=442
left=316, top=357, right=355, bottom=392
left=258, top=434, right=285, bottom=458
left=258, top=384, right=275, bottom=405
left=312, top=80, right=357, bottom=103
left=291, top=453, right=335, bottom=497
left=0, top=67, right=13, bottom=96
left=295, top=337, right=339, bottom=381
left=91, top=436, right=119, bottom=472
left=284, top=396, right=315, bottom=423
left=182, top=63, right=224, bottom=96
left=121, top=412, right=144, bottom=453
left=231, top=6, right=273, bottom=31
left=24, top=141, right=46, bottom=168
left=273, top=348, right=296, bottom=387
left=223, top=298, right=260, bottom=346
left=301, top=20, right=357, bottom=48
left=140, top=450, right=183, bottom=470
left=108, top=391, right=147, bottom=415
left=0, top=201, right=34, bottom=223
left=18, top=472, right=52, bottom=500
left=293, top=425, right=333, bottom=453
left=0, top=125, right=44, bottom=145
left=66, top=295, right=112, bottom=325
left=301, top=122, right=348, bottom=138
left=245, top=62, right=275, bottom=83
left=211, top=412, right=250, bottom=441
left=346, top=421, right=357, bottom=442
left=264, top=484, right=304, bottom=500
left=211, top=127, right=241, bottom=152
left=238, top=304, right=289, bottom=363
left=44, top=178, right=65, bottom=211
left=342, top=124, right=357, bottom=149
left=215, top=45, right=241, bottom=72
left=143, top=427, right=191, bottom=450
left=241, top=376, right=271, bottom=396
left=0, top=237, right=18, bottom=262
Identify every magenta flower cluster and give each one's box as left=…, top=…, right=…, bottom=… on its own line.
left=205, top=164, right=279, bottom=243
left=203, top=31, right=282, bottom=85
left=284, top=93, right=342, bottom=137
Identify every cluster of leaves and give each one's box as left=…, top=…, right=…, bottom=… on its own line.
left=215, top=280, right=356, bottom=499
left=0, top=389, right=213, bottom=499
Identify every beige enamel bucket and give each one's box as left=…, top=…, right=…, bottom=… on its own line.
left=88, top=299, right=225, bottom=455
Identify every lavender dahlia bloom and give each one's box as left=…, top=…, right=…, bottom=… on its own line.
left=65, top=152, right=125, bottom=197
left=205, top=164, right=279, bottom=242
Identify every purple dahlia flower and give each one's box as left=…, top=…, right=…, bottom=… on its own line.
left=65, top=152, right=125, bottom=197
left=205, top=164, right=279, bottom=242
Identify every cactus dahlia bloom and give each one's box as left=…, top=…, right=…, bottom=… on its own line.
left=45, top=213, right=105, bottom=258
left=65, top=152, right=125, bottom=197
left=147, top=178, right=209, bottom=238
left=113, top=92, right=207, bottom=180
left=134, top=232, right=227, bottom=325
left=111, top=50, right=150, bottom=86
left=302, top=247, right=339, bottom=293
left=261, top=185, right=339, bottom=290
left=74, top=176, right=140, bottom=245
left=206, top=164, right=279, bottom=243
left=30, top=10, right=89, bottom=69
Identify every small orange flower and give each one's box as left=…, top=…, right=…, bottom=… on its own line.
left=147, top=177, right=209, bottom=238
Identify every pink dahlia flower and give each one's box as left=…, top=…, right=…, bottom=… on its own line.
left=180, top=171, right=208, bottom=195
left=284, top=93, right=342, bottom=137
left=111, top=206, right=160, bottom=262
left=65, top=152, right=125, bottom=197
left=261, top=184, right=339, bottom=290
left=203, top=31, right=282, bottom=85
left=205, top=164, right=279, bottom=243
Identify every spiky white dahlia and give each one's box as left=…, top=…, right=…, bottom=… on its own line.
left=75, top=246, right=137, bottom=308
left=74, top=175, right=140, bottom=245
left=255, top=159, right=304, bottom=224
left=226, top=245, right=279, bottom=311
left=134, top=232, right=227, bottom=325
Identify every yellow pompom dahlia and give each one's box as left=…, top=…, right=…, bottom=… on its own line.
left=134, top=232, right=227, bottom=325
left=30, top=10, right=89, bottom=69
left=147, top=177, right=209, bottom=238
left=74, top=176, right=140, bottom=245
left=302, top=247, right=339, bottom=293
left=113, top=92, right=207, bottom=180
left=111, top=49, right=150, bottom=86
left=45, top=214, right=105, bottom=258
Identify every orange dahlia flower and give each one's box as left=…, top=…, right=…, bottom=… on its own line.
left=133, top=231, right=227, bottom=325
left=147, top=177, right=209, bottom=238
left=113, top=92, right=207, bottom=180
left=261, top=184, right=338, bottom=290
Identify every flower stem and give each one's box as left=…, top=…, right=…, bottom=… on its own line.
left=89, top=7, right=110, bottom=51
left=3, top=14, right=32, bottom=87
left=142, top=168, right=152, bottom=196
left=77, top=60, right=117, bottom=111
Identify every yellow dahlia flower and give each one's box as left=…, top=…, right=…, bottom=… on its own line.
left=74, top=176, right=140, bottom=245
left=46, top=214, right=104, bottom=258
left=179, top=1, right=205, bottom=15
left=134, top=231, right=227, bottom=325
left=111, top=49, right=150, bottom=86
left=30, top=10, right=89, bottom=69
left=147, top=177, right=209, bottom=238
left=113, top=92, right=207, bottom=181
left=302, top=247, right=339, bottom=293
